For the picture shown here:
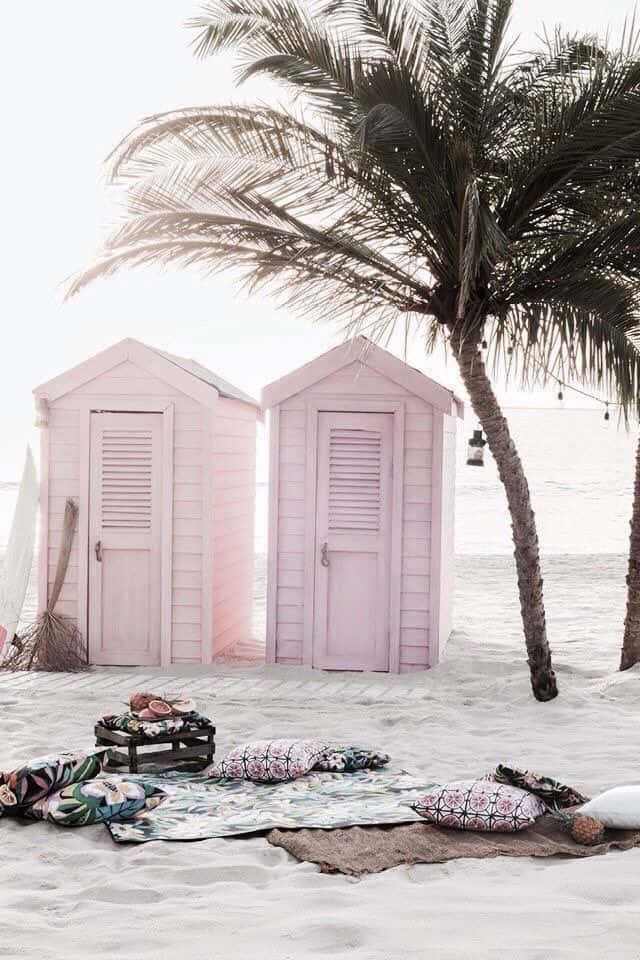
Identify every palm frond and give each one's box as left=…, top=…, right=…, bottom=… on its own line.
left=70, top=1, right=640, bottom=411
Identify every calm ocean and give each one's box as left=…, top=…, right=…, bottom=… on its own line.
left=0, top=409, right=636, bottom=557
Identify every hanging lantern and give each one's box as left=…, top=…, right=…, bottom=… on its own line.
left=467, top=429, right=487, bottom=466
left=604, top=402, right=610, bottom=423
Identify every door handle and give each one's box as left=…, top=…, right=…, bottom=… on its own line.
left=320, top=542, right=329, bottom=567
left=95, top=540, right=103, bottom=562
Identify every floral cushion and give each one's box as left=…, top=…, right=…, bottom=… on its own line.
left=0, top=748, right=113, bottom=817
left=413, top=779, right=546, bottom=832
left=314, top=747, right=391, bottom=773
left=27, top=776, right=166, bottom=826
left=207, top=739, right=330, bottom=782
left=488, top=764, right=588, bottom=808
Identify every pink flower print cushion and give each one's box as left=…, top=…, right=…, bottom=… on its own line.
left=413, top=780, right=546, bottom=832
left=206, top=739, right=329, bottom=783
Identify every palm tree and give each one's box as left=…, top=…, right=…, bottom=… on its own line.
left=69, top=0, right=640, bottom=701
left=621, top=440, right=640, bottom=670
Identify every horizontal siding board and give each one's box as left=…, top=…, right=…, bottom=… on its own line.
left=213, top=435, right=255, bottom=454
left=174, top=447, right=202, bottom=466
left=172, top=605, right=201, bottom=624
left=400, top=627, right=429, bottom=646
left=276, top=638, right=303, bottom=659
left=277, top=586, right=303, bottom=605
left=280, top=463, right=305, bottom=482
left=172, top=623, right=201, bottom=643
left=278, top=499, right=304, bottom=519
left=280, top=410, right=305, bottom=429
left=280, top=481, right=304, bottom=501
left=278, top=553, right=305, bottom=571
left=280, top=445, right=305, bottom=465
left=400, top=645, right=429, bottom=666
left=48, top=408, right=80, bottom=427
left=172, top=640, right=202, bottom=660
left=280, top=427, right=305, bottom=445
left=402, top=538, right=430, bottom=557
left=278, top=569, right=304, bottom=588
left=279, top=533, right=305, bottom=553
left=172, top=554, right=203, bottom=573
left=402, top=574, right=429, bottom=593
left=405, top=431, right=433, bottom=450
left=215, top=417, right=256, bottom=436
left=173, top=569, right=202, bottom=588
left=173, top=584, right=202, bottom=607
left=277, top=604, right=304, bottom=624
left=173, top=517, right=202, bottom=537
left=401, top=592, right=429, bottom=611
left=404, top=502, right=431, bottom=522
left=279, top=516, right=304, bottom=537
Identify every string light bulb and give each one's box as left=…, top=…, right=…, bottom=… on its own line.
left=604, top=402, right=610, bottom=423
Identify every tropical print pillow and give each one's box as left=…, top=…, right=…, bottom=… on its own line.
left=413, top=779, right=546, bottom=832
left=0, top=748, right=113, bottom=817
left=313, top=747, right=391, bottom=773
left=207, top=739, right=330, bottom=782
left=27, top=776, right=166, bottom=826
left=488, top=764, right=589, bottom=808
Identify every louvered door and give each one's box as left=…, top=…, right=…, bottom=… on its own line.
left=313, top=412, right=392, bottom=670
left=88, top=412, right=162, bottom=665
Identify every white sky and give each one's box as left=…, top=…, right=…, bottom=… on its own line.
left=0, top=0, right=633, bottom=477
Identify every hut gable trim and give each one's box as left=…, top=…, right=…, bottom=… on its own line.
left=261, top=337, right=464, bottom=417
left=33, top=338, right=259, bottom=411
left=153, top=348, right=259, bottom=409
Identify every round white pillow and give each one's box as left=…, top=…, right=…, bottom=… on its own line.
left=579, top=785, right=640, bottom=829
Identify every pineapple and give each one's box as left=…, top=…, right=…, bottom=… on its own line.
left=547, top=807, right=606, bottom=846
left=569, top=814, right=606, bottom=846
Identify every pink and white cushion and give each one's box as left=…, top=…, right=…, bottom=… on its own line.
left=413, top=779, right=546, bottom=832
left=206, top=739, right=330, bottom=783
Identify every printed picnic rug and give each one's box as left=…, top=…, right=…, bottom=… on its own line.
left=107, top=769, right=433, bottom=843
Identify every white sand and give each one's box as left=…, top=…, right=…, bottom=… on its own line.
left=1, top=553, right=640, bottom=959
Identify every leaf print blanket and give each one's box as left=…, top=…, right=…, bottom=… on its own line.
left=107, top=769, right=434, bottom=843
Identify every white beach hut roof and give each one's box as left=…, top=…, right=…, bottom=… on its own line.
left=33, top=338, right=260, bottom=410
left=261, top=336, right=464, bottom=417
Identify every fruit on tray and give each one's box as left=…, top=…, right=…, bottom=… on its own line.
left=148, top=699, right=173, bottom=717
left=170, top=699, right=197, bottom=715
left=137, top=707, right=158, bottom=720
left=130, top=691, right=157, bottom=712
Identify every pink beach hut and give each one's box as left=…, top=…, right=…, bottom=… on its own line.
left=262, top=337, right=464, bottom=673
left=34, top=338, right=259, bottom=667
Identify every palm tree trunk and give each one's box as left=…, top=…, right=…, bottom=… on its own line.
left=620, top=435, right=640, bottom=670
left=450, top=328, right=558, bottom=701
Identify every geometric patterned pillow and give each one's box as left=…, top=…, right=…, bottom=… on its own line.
left=413, top=779, right=546, bottom=832
left=0, top=748, right=113, bottom=817
left=206, top=739, right=330, bottom=782
left=26, top=776, right=166, bottom=826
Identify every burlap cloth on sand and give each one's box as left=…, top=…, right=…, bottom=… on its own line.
left=267, top=817, right=640, bottom=876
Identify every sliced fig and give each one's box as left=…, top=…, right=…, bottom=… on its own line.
left=149, top=699, right=172, bottom=717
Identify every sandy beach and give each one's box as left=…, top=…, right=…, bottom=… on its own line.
left=1, top=552, right=639, bottom=960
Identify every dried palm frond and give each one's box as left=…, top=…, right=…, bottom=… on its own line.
left=1, top=499, right=88, bottom=673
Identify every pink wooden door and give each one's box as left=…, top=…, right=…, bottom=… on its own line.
left=313, top=412, right=393, bottom=670
left=88, top=412, right=162, bottom=665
